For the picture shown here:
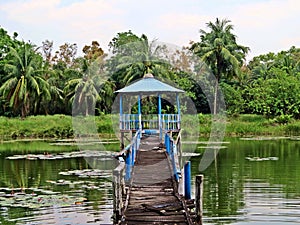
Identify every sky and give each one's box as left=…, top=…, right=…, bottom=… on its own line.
left=0, top=0, right=299, bottom=60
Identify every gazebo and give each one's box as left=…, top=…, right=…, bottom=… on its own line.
left=115, top=73, right=184, bottom=147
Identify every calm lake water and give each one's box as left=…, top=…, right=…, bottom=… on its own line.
left=0, top=137, right=300, bottom=224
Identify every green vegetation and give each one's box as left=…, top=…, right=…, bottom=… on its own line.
left=1, top=18, right=300, bottom=127
left=0, top=114, right=114, bottom=139
left=0, top=114, right=300, bottom=140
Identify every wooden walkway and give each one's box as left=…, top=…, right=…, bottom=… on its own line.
left=120, top=136, right=196, bottom=225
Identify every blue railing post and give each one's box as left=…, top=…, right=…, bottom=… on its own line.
left=131, top=145, right=135, bottom=166
left=165, top=133, right=170, bottom=154
left=184, top=161, right=191, bottom=199
left=125, top=151, right=132, bottom=182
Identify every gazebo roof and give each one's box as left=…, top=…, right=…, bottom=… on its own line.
left=115, top=74, right=184, bottom=94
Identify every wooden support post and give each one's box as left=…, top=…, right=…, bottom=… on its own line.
left=195, top=174, right=204, bottom=225
left=178, top=168, right=184, bottom=195
left=113, top=162, right=125, bottom=224
left=120, top=132, right=124, bottom=150
left=184, top=161, right=191, bottom=199
left=173, top=143, right=180, bottom=181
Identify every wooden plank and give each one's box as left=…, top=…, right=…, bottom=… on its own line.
left=118, top=136, right=197, bottom=225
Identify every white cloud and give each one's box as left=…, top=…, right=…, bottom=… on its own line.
left=0, top=0, right=299, bottom=58
left=152, top=13, right=213, bottom=47
left=227, top=0, right=300, bottom=58
left=232, top=0, right=300, bottom=28
left=1, top=0, right=125, bottom=51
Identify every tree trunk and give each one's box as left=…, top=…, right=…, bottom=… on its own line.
left=21, top=104, right=26, bottom=119
left=213, top=79, right=218, bottom=115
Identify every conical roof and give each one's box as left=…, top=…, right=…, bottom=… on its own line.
left=115, top=74, right=184, bottom=94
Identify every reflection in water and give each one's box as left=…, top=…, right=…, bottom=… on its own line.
left=0, top=141, right=117, bottom=225
left=1, top=138, right=300, bottom=224
left=192, top=138, right=300, bottom=225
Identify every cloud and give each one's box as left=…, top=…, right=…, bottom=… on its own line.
left=1, top=0, right=125, bottom=50
left=232, top=0, right=300, bottom=28
left=205, top=0, right=300, bottom=58
left=0, top=0, right=299, bottom=58
left=153, top=13, right=213, bottom=47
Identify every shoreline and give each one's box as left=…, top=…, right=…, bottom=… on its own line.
left=1, top=114, right=300, bottom=141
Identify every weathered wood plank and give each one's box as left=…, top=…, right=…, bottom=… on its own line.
left=119, top=136, right=196, bottom=225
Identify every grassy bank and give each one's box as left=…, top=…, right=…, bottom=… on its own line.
left=0, top=114, right=300, bottom=140
left=0, top=114, right=114, bottom=140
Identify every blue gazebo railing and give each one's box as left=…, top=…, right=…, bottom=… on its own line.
left=120, top=114, right=180, bottom=131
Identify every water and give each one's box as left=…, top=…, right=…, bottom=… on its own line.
left=0, top=140, right=117, bottom=225
left=191, top=138, right=300, bottom=225
left=1, top=138, right=300, bottom=224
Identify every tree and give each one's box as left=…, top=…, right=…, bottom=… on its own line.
left=51, top=43, right=77, bottom=68
left=64, top=51, right=110, bottom=116
left=0, top=42, right=50, bottom=118
left=190, top=18, right=249, bottom=114
left=83, top=41, right=105, bottom=62
left=242, top=47, right=300, bottom=119
left=108, top=31, right=173, bottom=89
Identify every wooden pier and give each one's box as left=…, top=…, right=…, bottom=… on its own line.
left=112, top=74, right=204, bottom=224
left=113, top=135, right=203, bottom=225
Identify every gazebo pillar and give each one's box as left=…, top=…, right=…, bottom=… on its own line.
left=119, top=95, right=124, bottom=149
left=176, top=93, right=181, bottom=130
left=138, top=94, right=142, bottom=130
left=158, top=94, right=162, bottom=140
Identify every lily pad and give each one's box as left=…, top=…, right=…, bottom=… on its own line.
left=0, top=191, right=87, bottom=209
left=58, top=169, right=111, bottom=179
left=245, top=156, right=279, bottom=161
left=6, top=150, right=114, bottom=161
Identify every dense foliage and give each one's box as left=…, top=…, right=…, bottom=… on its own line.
left=0, top=19, right=300, bottom=120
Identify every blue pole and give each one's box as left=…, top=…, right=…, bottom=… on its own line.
left=120, top=95, right=123, bottom=129
left=165, top=134, right=169, bottom=154
left=158, top=94, right=162, bottom=139
left=125, top=151, right=131, bottom=181
left=138, top=95, right=142, bottom=130
left=176, top=93, right=180, bottom=129
left=184, top=161, right=191, bottom=199
left=131, top=145, right=135, bottom=166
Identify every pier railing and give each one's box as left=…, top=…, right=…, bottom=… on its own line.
left=112, top=162, right=125, bottom=223
left=112, top=129, right=141, bottom=224
left=164, top=130, right=182, bottom=182
left=164, top=131, right=204, bottom=224
left=113, top=129, right=204, bottom=224
left=125, top=129, right=141, bottom=181
left=120, top=114, right=180, bottom=131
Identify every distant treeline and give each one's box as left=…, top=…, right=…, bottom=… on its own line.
left=0, top=18, right=300, bottom=121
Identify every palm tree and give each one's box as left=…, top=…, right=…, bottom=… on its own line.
left=64, top=57, right=111, bottom=116
left=109, top=32, right=173, bottom=88
left=0, top=42, right=50, bottom=118
left=191, top=18, right=249, bottom=114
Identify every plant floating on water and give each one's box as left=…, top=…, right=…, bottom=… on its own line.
left=245, top=156, right=279, bottom=161
left=5, top=150, right=114, bottom=160
left=0, top=191, right=87, bottom=209
left=240, top=136, right=294, bottom=141
left=58, top=169, right=111, bottom=179
left=197, top=146, right=227, bottom=149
